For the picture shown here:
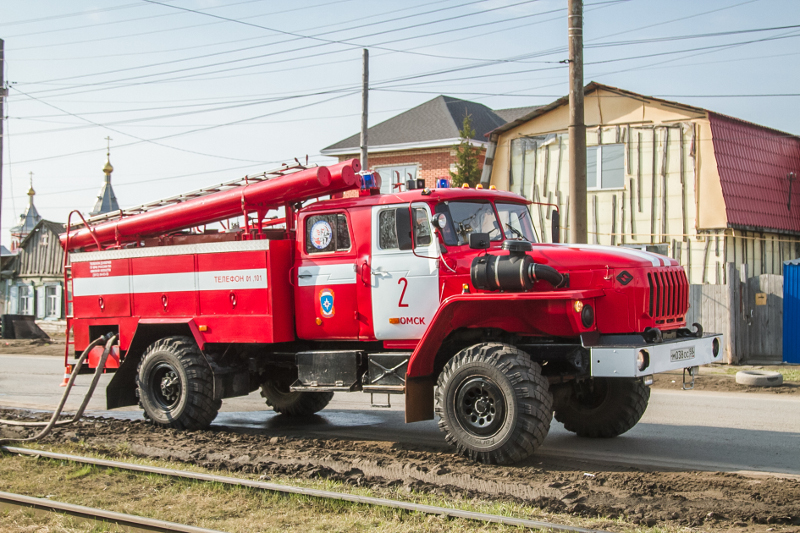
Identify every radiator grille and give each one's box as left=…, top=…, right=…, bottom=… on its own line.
left=647, top=268, right=689, bottom=323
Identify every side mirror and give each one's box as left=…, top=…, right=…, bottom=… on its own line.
left=396, top=208, right=413, bottom=251
left=551, top=209, right=560, bottom=244
left=468, top=233, right=490, bottom=250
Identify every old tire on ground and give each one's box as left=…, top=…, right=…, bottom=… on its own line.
left=260, top=380, right=333, bottom=417
left=735, top=370, right=783, bottom=387
left=136, top=336, right=220, bottom=430
left=554, top=377, right=649, bottom=438
left=435, top=343, right=553, bottom=465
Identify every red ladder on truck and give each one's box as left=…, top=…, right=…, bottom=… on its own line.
left=69, top=160, right=312, bottom=229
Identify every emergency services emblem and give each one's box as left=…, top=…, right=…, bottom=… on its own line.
left=310, top=220, right=333, bottom=250
left=319, top=288, right=335, bottom=318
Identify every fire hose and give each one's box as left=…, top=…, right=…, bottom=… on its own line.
left=0, top=334, right=119, bottom=445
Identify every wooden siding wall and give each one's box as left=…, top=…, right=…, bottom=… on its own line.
left=685, top=263, right=783, bottom=362
left=16, top=227, right=64, bottom=278
left=515, top=125, right=800, bottom=284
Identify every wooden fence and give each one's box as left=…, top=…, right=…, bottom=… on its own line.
left=685, top=263, right=783, bottom=363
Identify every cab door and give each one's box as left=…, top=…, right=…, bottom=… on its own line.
left=294, top=211, right=359, bottom=340
left=370, top=203, right=440, bottom=340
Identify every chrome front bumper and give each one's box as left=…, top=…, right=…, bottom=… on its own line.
left=590, top=333, right=723, bottom=378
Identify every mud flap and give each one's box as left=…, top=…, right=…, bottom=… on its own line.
left=106, top=351, right=142, bottom=409
left=404, top=375, right=434, bottom=423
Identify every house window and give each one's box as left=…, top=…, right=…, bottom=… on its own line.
left=509, top=138, right=537, bottom=199
left=40, top=231, right=49, bottom=246
left=305, top=213, right=351, bottom=254
left=46, top=286, right=60, bottom=318
left=18, top=285, right=33, bottom=315
left=587, top=144, right=624, bottom=190
left=375, top=165, right=418, bottom=195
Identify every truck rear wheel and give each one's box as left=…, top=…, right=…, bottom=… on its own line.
left=435, top=343, right=553, bottom=465
left=136, top=336, right=220, bottom=430
left=554, top=377, right=649, bottom=438
left=260, top=380, right=333, bottom=417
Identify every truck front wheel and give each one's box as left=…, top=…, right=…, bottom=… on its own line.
left=136, top=336, right=220, bottom=430
left=260, top=380, right=333, bottom=417
left=435, top=343, right=553, bottom=465
left=554, top=377, right=649, bottom=438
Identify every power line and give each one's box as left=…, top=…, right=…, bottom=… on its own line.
left=24, top=0, right=489, bottom=85
left=8, top=89, right=359, bottom=165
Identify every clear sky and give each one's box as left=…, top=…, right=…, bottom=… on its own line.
left=1, top=0, right=798, bottom=246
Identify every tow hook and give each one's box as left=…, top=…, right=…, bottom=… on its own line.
left=644, top=327, right=663, bottom=343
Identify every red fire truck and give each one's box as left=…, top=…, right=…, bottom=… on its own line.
left=60, top=158, right=721, bottom=464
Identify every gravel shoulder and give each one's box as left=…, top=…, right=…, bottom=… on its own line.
left=1, top=408, right=798, bottom=532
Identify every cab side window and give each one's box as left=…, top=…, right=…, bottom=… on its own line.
left=306, top=213, right=351, bottom=254
left=378, top=207, right=431, bottom=250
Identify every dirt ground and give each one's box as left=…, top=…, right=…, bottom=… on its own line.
left=1, top=408, right=798, bottom=533
left=0, top=337, right=65, bottom=356
left=652, top=366, right=800, bottom=394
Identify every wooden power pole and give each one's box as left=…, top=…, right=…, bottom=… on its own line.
left=567, top=0, right=587, bottom=244
left=360, top=48, right=369, bottom=171
left=0, top=38, right=5, bottom=252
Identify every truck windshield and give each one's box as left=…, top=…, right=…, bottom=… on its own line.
left=495, top=202, right=537, bottom=242
left=435, top=201, right=537, bottom=246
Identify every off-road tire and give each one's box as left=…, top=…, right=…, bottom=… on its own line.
left=136, top=336, right=220, bottom=430
left=435, top=343, right=553, bottom=465
left=260, top=380, right=333, bottom=417
left=554, top=377, right=649, bottom=438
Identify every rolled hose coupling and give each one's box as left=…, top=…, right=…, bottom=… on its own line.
left=470, top=240, right=567, bottom=292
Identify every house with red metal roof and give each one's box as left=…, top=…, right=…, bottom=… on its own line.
left=482, top=82, right=800, bottom=285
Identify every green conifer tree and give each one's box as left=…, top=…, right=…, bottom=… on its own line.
left=449, top=114, right=482, bottom=187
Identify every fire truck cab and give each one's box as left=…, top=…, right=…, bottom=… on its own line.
left=62, top=161, right=722, bottom=465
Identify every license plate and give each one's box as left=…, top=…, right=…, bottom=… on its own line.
left=670, top=346, right=695, bottom=362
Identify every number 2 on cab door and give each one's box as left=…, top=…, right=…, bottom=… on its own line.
left=398, top=277, right=409, bottom=307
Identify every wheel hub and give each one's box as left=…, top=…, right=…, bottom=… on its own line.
left=150, top=362, right=182, bottom=409
left=160, top=372, right=179, bottom=402
left=455, top=377, right=505, bottom=436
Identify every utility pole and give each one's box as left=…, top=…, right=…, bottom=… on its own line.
left=360, top=48, right=369, bottom=171
left=361, top=48, right=369, bottom=170
left=567, top=0, right=587, bottom=244
left=0, top=39, right=5, bottom=253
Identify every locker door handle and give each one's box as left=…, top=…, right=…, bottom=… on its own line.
left=360, top=262, right=371, bottom=286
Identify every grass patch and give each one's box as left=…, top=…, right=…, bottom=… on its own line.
left=0, top=444, right=666, bottom=533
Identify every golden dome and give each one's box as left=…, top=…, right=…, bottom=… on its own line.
left=103, top=157, right=114, bottom=175
left=27, top=186, right=35, bottom=196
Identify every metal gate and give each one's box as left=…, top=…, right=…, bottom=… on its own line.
left=783, top=259, right=800, bottom=363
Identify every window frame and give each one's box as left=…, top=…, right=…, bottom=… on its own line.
left=587, top=143, right=625, bottom=191
left=374, top=164, right=419, bottom=195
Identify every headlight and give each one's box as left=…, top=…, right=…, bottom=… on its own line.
left=637, top=349, right=650, bottom=371
left=581, top=305, right=594, bottom=328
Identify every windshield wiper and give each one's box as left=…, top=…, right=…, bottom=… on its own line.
left=505, top=223, right=526, bottom=240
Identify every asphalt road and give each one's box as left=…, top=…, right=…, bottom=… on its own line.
left=1, top=354, right=798, bottom=476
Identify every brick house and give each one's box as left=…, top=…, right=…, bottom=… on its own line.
left=321, top=95, right=535, bottom=193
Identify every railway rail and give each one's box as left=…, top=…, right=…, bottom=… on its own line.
left=0, top=489, right=225, bottom=533
left=1, top=445, right=611, bottom=533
